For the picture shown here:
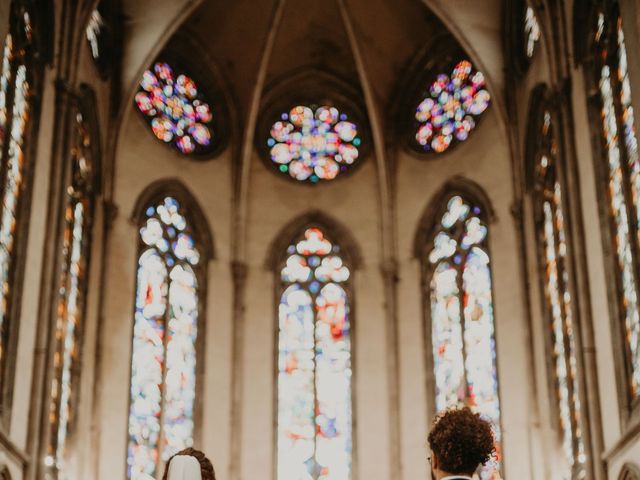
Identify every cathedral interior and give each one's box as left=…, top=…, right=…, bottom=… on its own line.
left=0, top=0, right=640, bottom=479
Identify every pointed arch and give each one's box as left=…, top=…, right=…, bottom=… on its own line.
left=415, top=178, right=502, bottom=478
left=127, top=179, right=212, bottom=479
left=577, top=0, right=640, bottom=423
left=413, top=176, right=495, bottom=260
left=132, top=178, right=214, bottom=262
left=619, top=463, right=640, bottom=480
left=0, top=0, right=53, bottom=426
left=524, top=83, right=552, bottom=190
left=42, top=84, right=103, bottom=477
left=256, top=68, right=370, bottom=184
left=524, top=83, right=593, bottom=477
left=270, top=212, right=358, bottom=480
left=266, top=210, right=362, bottom=271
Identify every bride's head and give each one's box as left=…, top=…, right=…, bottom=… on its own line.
left=162, top=448, right=216, bottom=480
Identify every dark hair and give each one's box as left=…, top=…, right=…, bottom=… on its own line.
left=162, top=448, right=216, bottom=480
left=427, top=407, right=496, bottom=475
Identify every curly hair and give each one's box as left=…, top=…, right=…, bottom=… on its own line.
left=427, top=407, right=495, bottom=475
left=162, top=447, right=216, bottom=480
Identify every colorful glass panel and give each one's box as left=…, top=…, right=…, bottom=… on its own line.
left=594, top=9, right=640, bottom=399
left=128, top=197, right=200, bottom=480
left=45, top=109, right=95, bottom=476
left=415, top=60, right=490, bottom=153
left=86, top=10, right=103, bottom=60
left=135, top=62, right=213, bottom=155
left=0, top=3, right=37, bottom=420
left=427, top=195, right=501, bottom=479
left=524, top=5, right=541, bottom=58
left=267, top=105, right=361, bottom=183
left=277, top=228, right=352, bottom=480
left=534, top=109, right=587, bottom=472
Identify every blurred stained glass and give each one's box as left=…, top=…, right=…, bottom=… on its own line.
left=268, top=105, right=361, bottom=183
left=427, top=195, right=501, bottom=480
left=135, top=62, right=213, bottom=155
left=127, top=197, right=200, bottom=480
left=534, top=110, right=586, bottom=473
left=415, top=60, right=490, bottom=153
left=278, top=228, right=352, bottom=480
left=524, top=5, right=541, bottom=58
left=46, top=108, right=95, bottom=478
left=594, top=9, right=640, bottom=400
left=0, top=8, right=35, bottom=413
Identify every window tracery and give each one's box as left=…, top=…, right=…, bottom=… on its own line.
left=422, top=192, right=501, bottom=479
left=127, top=195, right=204, bottom=480
left=135, top=62, right=214, bottom=156
left=44, top=96, right=98, bottom=478
left=277, top=227, right=353, bottom=480
left=267, top=105, right=361, bottom=183
left=413, top=60, right=490, bottom=154
left=589, top=1, right=640, bottom=406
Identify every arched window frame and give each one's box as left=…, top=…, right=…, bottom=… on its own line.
left=126, top=180, right=213, bottom=480
left=619, top=463, right=640, bottom=480
left=524, top=86, right=592, bottom=478
left=267, top=211, right=361, bottom=480
left=133, top=33, right=231, bottom=161
left=505, top=0, right=542, bottom=75
left=256, top=69, right=370, bottom=185
left=0, top=0, right=49, bottom=427
left=577, top=0, right=640, bottom=425
left=414, top=179, right=503, bottom=478
left=41, top=86, right=102, bottom=478
left=84, top=0, right=117, bottom=80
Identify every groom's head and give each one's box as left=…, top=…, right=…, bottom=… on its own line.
left=427, top=407, right=495, bottom=479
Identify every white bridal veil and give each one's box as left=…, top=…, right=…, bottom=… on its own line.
left=167, top=455, right=202, bottom=480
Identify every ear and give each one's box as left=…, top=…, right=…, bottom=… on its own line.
left=431, top=452, right=439, bottom=470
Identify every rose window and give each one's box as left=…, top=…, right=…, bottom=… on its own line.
left=267, top=105, right=361, bottom=183
left=135, top=62, right=213, bottom=155
left=414, top=60, right=490, bottom=154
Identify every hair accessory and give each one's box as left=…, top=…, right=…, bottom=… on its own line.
left=167, top=455, right=202, bottom=480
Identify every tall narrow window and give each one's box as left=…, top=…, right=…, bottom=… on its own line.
left=277, top=227, right=353, bottom=480
left=424, top=193, right=501, bottom=479
left=43, top=100, right=97, bottom=477
left=127, top=195, right=203, bottom=480
left=531, top=108, right=586, bottom=474
left=0, top=2, right=41, bottom=420
left=591, top=3, right=640, bottom=403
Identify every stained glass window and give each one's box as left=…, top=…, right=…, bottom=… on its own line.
left=267, top=105, right=361, bottom=183
left=44, top=105, right=96, bottom=477
left=426, top=195, right=501, bottom=479
left=592, top=4, right=640, bottom=402
left=414, top=60, right=490, bottom=154
left=524, top=4, right=541, bottom=58
left=0, top=3, right=38, bottom=416
left=127, top=196, right=201, bottom=480
left=277, top=227, right=352, bottom=480
left=86, top=10, right=103, bottom=60
left=135, top=62, right=214, bottom=155
left=532, top=109, right=586, bottom=474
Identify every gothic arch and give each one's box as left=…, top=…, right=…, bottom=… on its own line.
left=265, top=210, right=362, bottom=271
left=413, top=176, right=495, bottom=260
left=270, top=210, right=359, bottom=480
left=131, top=178, right=215, bottom=262
left=131, top=27, right=237, bottom=160
left=619, top=463, right=640, bottom=480
left=77, top=83, right=103, bottom=194
left=524, top=83, right=552, bottom=191
left=256, top=67, right=371, bottom=184
left=126, top=178, right=213, bottom=478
